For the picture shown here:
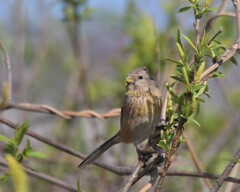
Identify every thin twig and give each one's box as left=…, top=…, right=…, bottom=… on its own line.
left=0, top=116, right=132, bottom=175
left=218, top=0, right=228, bottom=14
left=207, top=27, right=223, bottom=46
left=160, top=92, right=168, bottom=125
left=194, top=18, right=201, bottom=50
left=205, top=12, right=235, bottom=32
left=0, top=42, right=12, bottom=103
left=209, top=147, right=240, bottom=192
left=166, top=171, right=240, bottom=184
left=225, top=163, right=240, bottom=192
left=199, top=43, right=239, bottom=81
left=200, top=0, right=240, bottom=81
left=233, top=0, right=240, bottom=43
left=155, top=117, right=186, bottom=191
left=184, top=133, right=212, bottom=189
left=6, top=102, right=121, bottom=120
left=121, top=161, right=144, bottom=192
left=0, top=160, right=78, bottom=192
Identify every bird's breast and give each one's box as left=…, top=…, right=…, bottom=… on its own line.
left=120, top=92, right=161, bottom=144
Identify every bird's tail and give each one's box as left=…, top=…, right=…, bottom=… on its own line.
left=78, top=133, right=121, bottom=169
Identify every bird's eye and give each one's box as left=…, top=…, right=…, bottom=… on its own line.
left=138, top=75, right=143, bottom=79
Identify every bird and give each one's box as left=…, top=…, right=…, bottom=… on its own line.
left=78, top=67, right=162, bottom=169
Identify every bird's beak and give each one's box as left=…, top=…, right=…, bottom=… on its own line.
left=125, top=77, right=133, bottom=86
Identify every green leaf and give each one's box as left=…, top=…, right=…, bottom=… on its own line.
left=25, top=139, right=32, bottom=151
left=25, top=151, right=47, bottom=159
left=165, top=83, right=179, bottom=102
left=5, top=142, right=18, bottom=157
left=181, top=34, right=198, bottom=52
left=170, top=76, right=185, bottom=83
left=211, top=71, right=224, bottom=79
left=0, top=83, right=10, bottom=110
left=176, top=42, right=185, bottom=59
left=5, top=154, right=29, bottom=192
left=178, top=6, right=192, bottom=13
left=158, top=141, right=169, bottom=152
left=0, top=172, right=10, bottom=182
left=0, top=134, right=12, bottom=144
left=14, top=121, right=29, bottom=146
left=77, top=178, right=81, bottom=192
left=230, top=57, right=238, bottom=66
left=196, top=97, right=205, bottom=103
left=188, top=117, right=201, bottom=127
left=161, top=58, right=181, bottom=65
left=176, top=29, right=183, bottom=48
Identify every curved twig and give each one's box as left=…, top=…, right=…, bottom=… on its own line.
left=0, top=115, right=132, bottom=175
left=205, top=12, right=236, bottom=32
left=6, top=102, right=121, bottom=120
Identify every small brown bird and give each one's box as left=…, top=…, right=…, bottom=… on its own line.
left=78, top=67, right=162, bottom=169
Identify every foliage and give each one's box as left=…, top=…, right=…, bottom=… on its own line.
left=0, top=122, right=46, bottom=184
left=158, top=0, right=227, bottom=155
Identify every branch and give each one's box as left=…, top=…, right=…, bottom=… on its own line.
left=184, top=133, right=212, bottom=189
left=201, top=0, right=240, bottom=81
left=0, top=160, right=77, bottom=192
left=205, top=12, right=235, bottom=32
left=0, top=42, right=12, bottom=107
left=155, top=117, right=186, bottom=191
left=0, top=115, right=133, bottom=175
left=6, top=102, right=121, bottom=119
left=218, top=0, right=228, bottom=14
left=199, top=43, right=239, bottom=81
left=194, top=18, right=201, bottom=49
left=166, top=171, right=240, bottom=184
left=210, top=147, right=240, bottom=192
left=234, top=0, right=240, bottom=42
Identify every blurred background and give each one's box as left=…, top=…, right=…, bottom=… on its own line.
left=0, top=0, right=240, bottom=191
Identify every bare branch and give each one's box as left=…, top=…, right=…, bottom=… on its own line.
left=166, top=171, right=240, bottom=184
left=184, top=133, right=212, bottom=189
left=0, top=115, right=133, bottom=175
left=0, top=42, right=12, bottom=107
left=233, top=0, right=240, bottom=42
left=210, top=147, right=240, bottom=192
left=218, top=0, right=228, bottom=14
left=194, top=18, right=201, bottom=49
left=205, top=12, right=235, bottom=32
left=0, top=160, right=78, bottom=192
left=225, top=163, right=240, bottom=192
left=6, top=102, right=121, bottom=120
